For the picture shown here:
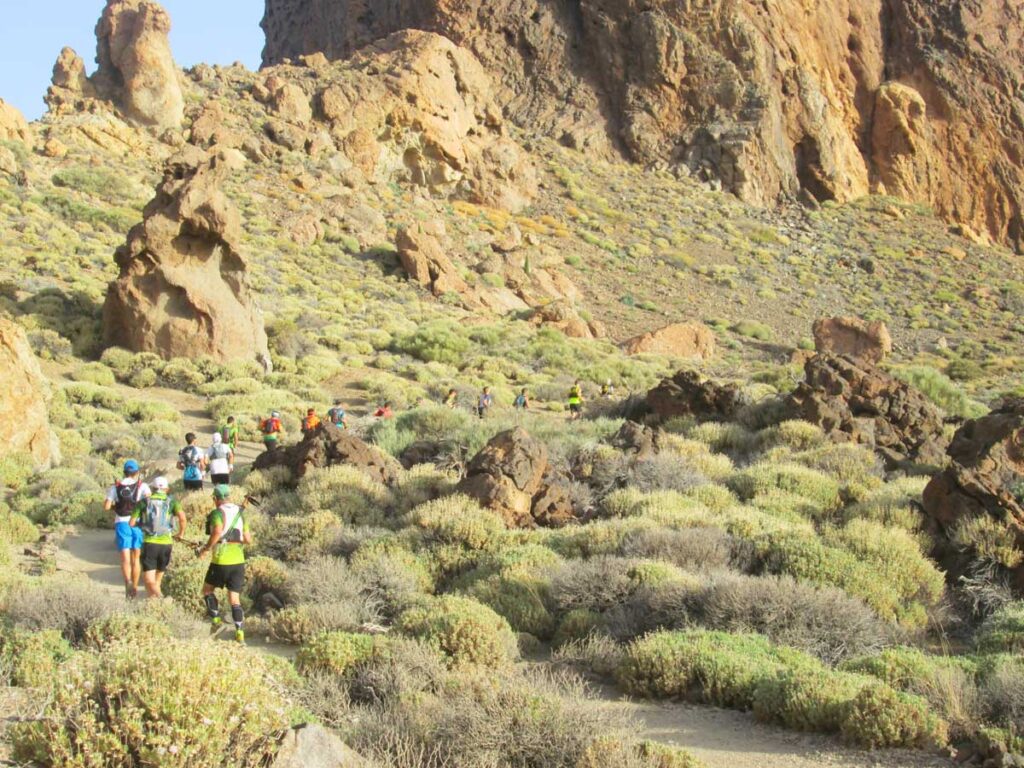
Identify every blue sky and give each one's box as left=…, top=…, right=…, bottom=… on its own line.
left=0, top=1, right=265, bottom=120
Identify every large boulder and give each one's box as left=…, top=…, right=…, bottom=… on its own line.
left=103, top=148, right=271, bottom=365
left=395, top=221, right=471, bottom=299
left=456, top=428, right=574, bottom=528
left=46, top=48, right=96, bottom=113
left=623, top=322, right=716, bottom=359
left=92, top=0, right=184, bottom=130
left=0, top=318, right=59, bottom=471
left=254, top=422, right=400, bottom=485
left=0, top=99, right=31, bottom=144
left=812, top=316, right=892, bottom=365
left=646, top=370, right=747, bottom=423
left=786, top=354, right=947, bottom=468
left=272, top=724, right=366, bottom=768
left=922, top=399, right=1024, bottom=588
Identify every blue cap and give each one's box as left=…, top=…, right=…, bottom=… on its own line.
left=123, top=460, right=140, bottom=474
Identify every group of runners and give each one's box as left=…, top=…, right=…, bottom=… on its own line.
left=107, top=417, right=253, bottom=643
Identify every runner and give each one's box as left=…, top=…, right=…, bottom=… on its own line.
left=568, top=380, right=585, bottom=421
left=103, top=460, right=150, bottom=599
left=259, top=411, right=283, bottom=453
left=514, top=388, right=530, bottom=411
left=130, top=476, right=186, bottom=599
left=443, top=389, right=458, bottom=409
left=373, top=401, right=395, bottom=419
left=220, top=416, right=239, bottom=452
left=301, top=408, right=321, bottom=437
left=199, top=485, right=252, bottom=644
left=601, top=379, right=615, bottom=400
left=477, top=386, right=494, bottom=419
left=207, top=432, right=234, bottom=486
left=177, top=433, right=206, bottom=492
left=327, top=399, right=348, bottom=430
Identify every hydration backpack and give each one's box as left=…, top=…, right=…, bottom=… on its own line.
left=328, top=407, right=345, bottom=426
left=261, top=417, right=281, bottom=436
left=180, top=446, right=202, bottom=482
left=207, top=504, right=244, bottom=544
left=113, top=481, right=142, bottom=518
left=140, top=496, right=175, bottom=538
left=208, top=443, right=230, bottom=461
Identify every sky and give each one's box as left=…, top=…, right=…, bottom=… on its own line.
left=0, top=1, right=265, bottom=120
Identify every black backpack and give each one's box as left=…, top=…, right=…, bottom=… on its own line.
left=114, top=481, right=142, bottom=517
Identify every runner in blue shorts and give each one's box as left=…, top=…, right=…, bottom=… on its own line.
left=104, top=460, right=151, bottom=599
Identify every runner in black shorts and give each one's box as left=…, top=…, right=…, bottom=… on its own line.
left=130, top=476, right=186, bottom=599
left=199, top=486, right=252, bottom=644
left=203, top=563, right=246, bottom=593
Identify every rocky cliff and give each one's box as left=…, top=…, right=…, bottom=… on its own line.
left=262, top=0, right=1024, bottom=250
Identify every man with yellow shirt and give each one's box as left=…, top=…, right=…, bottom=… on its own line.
left=198, top=485, right=252, bottom=644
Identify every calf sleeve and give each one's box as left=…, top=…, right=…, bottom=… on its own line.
left=231, top=605, right=244, bottom=629
left=204, top=594, right=219, bottom=619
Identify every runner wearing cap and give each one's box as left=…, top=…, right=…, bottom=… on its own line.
left=103, top=460, right=151, bottom=599
left=199, top=485, right=252, bottom=643
left=130, top=476, right=186, bottom=599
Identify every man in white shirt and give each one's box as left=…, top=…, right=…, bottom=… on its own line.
left=207, top=432, right=234, bottom=485
left=103, top=459, right=152, bottom=599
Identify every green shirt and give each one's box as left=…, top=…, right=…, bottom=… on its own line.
left=130, top=492, right=182, bottom=545
left=221, top=424, right=238, bottom=449
left=207, top=505, right=249, bottom=566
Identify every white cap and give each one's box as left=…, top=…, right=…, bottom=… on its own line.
left=212, top=432, right=222, bottom=444
left=153, top=476, right=170, bottom=491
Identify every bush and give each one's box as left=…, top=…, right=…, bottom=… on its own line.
left=951, top=514, right=1023, bottom=569
left=839, top=683, right=945, bottom=749
left=295, top=631, right=384, bottom=677
left=727, top=462, right=841, bottom=511
left=9, top=468, right=106, bottom=527
left=843, top=476, right=927, bottom=532
left=893, top=366, right=987, bottom=420
left=0, top=451, right=35, bottom=490
left=465, top=572, right=555, bottom=639
left=394, top=320, right=470, bottom=364
left=752, top=666, right=864, bottom=734
left=11, top=638, right=293, bottom=768
left=619, top=526, right=734, bottom=572
left=296, top=465, right=392, bottom=526
left=5, top=579, right=120, bottom=644
left=70, top=361, right=116, bottom=387
left=979, top=655, right=1024, bottom=727
left=978, top=602, right=1024, bottom=653
left=410, top=495, right=507, bottom=552
left=0, top=628, right=73, bottom=688
left=0, top=508, right=38, bottom=543
left=397, top=595, right=518, bottom=667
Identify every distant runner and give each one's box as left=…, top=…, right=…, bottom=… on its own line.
left=327, top=400, right=348, bottom=430
left=443, top=389, right=458, bottom=409
left=130, top=476, right=185, bottom=599
left=568, top=380, right=584, bottom=421
left=177, top=433, right=206, bottom=492
left=373, top=402, right=395, bottom=419
left=199, top=485, right=252, bottom=644
left=514, top=388, right=530, bottom=411
left=104, top=460, right=151, bottom=599
left=219, top=416, right=239, bottom=452
left=477, top=387, right=493, bottom=419
left=259, top=411, right=283, bottom=453
left=302, top=408, right=321, bottom=437
left=601, top=380, right=615, bottom=400
left=207, top=432, right=234, bottom=486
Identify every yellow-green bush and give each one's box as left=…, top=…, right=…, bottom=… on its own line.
left=0, top=508, right=38, bottom=543
left=839, top=683, right=946, bottom=749
left=752, top=665, right=865, bottom=733
left=976, top=603, right=1024, bottom=653
left=83, top=613, right=173, bottom=652
left=1, top=628, right=73, bottom=688
left=843, top=476, right=927, bottom=532
left=465, top=572, right=555, bottom=639
left=410, top=495, right=507, bottom=552
left=391, top=464, right=457, bottom=512
left=295, top=631, right=384, bottom=677
left=951, top=514, right=1023, bottom=569
left=11, top=638, right=292, bottom=768
left=727, top=462, right=841, bottom=511
left=397, top=595, right=518, bottom=667
left=553, top=609, right=605, bottom=648
left=296, top=465, right=392, bottom=526
left=0, top=451, right=37, bottom=491
left=756, top=421, right=826, bottom=451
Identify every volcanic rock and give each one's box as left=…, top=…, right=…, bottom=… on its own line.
left=610, top=421, right=662, bottom=460
left=46, top=48, right=96, bottom=113
left=456, top=428, right=573, bottom=528
left=103, top=148, right=270, bottom=365
left=787, top=354, right=947, bottom=468
left=646, top=370, right=747, bottom=422
left=396, top=221, right=470, bottom=299
left=0, top=318, right=60, bottom=471
left=923, top=399, right=1024, bottom=588
left=92, top=0, right=184, bottom=130
left=812, top=316, right=892, bottom=365
left=272, top=723, right=367, bottom=768
left=0, top=99, right=30, bottom=144
left=262, top=0, right=1024, bottom=250
left=623, top=323, right=716, bottom=359
left=254, top=422, right=400, bottom=485
left=529, top=300, right=605, bottom=340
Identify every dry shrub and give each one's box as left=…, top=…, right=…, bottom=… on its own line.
left=5, top=578, right=120, bottom=645
left=619, top=527, right=734, bottom=571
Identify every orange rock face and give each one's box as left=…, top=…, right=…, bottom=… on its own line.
left=623, top=323, right=716, bottom=360
left=262, top=0, right=1024, bottom=249
left=0, top=319, right=59, bottom=470
left=812, top=317, right=892, bottom=366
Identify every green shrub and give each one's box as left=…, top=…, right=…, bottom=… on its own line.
left=977, top=602, right=1024, bottom=653
left=296, top=465, right=392, bottom=526
left=410, top=495, right=507, bottom=552
left=11, top=638, right=292, bottom=768
left=0, top=451, right=35, bottom=490
left=70, top=362, right=116, bottom=387
left=83, top=613, right=173, bottom=651
left=733, top=321, right=773, bottom=341
left=892, top=366, right=987, bottom=419
left=553, top=609, right=606, bottom=648
left=0, top=628, right=73, bottom=688
left=839, top=683, right=946, bottom=748
left=465, top=573, right=555, bottom=639
left=727, top=462, right=841, bottom=511
left=9, top=469, right=106, bottom=527
left=394, top=320, right=470, bottom=364
left=951, top=514, right=1023, bottom=569
left=397, top=595, right=518, bottom=667
left=752, top=666, right=865, bottom=733
left=295, top=631, right=383, bottom=677
left=0, top=508, right=38, bottom=543
left=843, top=477, right=927, bottom=532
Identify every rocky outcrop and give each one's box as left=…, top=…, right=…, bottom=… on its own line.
left=787, top=354, right=947, bottom=469
left=528, top=300, right=605, bottom=340
left=310, top=30, right=536, bottom=212
left=456, top=428, right=574, bottom=528
left=610, top=421, right=662, bottom=460
left=812, top=316, right=892, bottom=365
left=272, top=724, right=367, bottom=768
left=262, top=0, right=1024, bottom=250
left=396, top=221, right=470, bottom=299
left=623, top=323, right=716, bottom=359
left=45, top=48, right=96, bottom=113
left=0, top=318, right=59, bottom=471
left=91, top=0, right=184, bottom=130
left=103, top=148, right=270, bottom=364
left=0, top=99, right=30, bottom=144
left=922, top=399, right=1024, bottom=588
left=646, top=370, right=747, bottom=423
left=254, top=422, right=401, bottom=485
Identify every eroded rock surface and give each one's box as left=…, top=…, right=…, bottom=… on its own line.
left=646, top=370, right=747, bottom=423
left=923, top=399, right=1024, bottom=588
left=271, top=724, right=367, bottom=768
left=813, top=316, right=892, bottom=365
left=254, top=422, right=400, bottom=485
left=0, top=99, right=31, bottom=144
left=262, top=0, right=1024, bottom=249
left=103, top=148, right=270, bottom=364
left=0, top=318, right=59, bottom=471
left=623, top=322, right=716, bottom=359
left=787, top=354, right=947, bottom=468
